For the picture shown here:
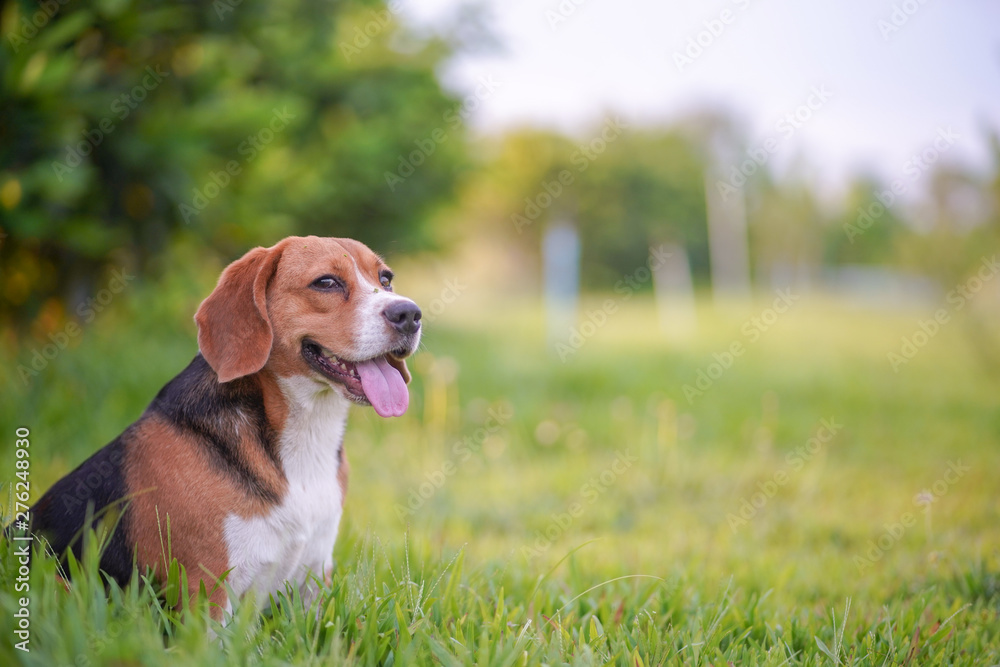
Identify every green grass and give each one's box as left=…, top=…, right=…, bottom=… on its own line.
left=1, top=266, right=999, bottom=665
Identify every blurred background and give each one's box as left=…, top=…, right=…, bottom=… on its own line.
left=2, top=0, right=1000, bottom=613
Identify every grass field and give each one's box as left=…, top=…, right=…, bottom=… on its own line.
left=1, top=263, right=999, bottom=665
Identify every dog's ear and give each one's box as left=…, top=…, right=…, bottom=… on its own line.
left=195, top=244, right=283, bottom=383
left=386, top=355, right=411, bottom=384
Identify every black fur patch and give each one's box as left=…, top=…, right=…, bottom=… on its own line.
left=149, top=355, right=281, bottom=503
left=28, top=436, right=133, bottom=586
left=16, top=353, right=283, bottom=587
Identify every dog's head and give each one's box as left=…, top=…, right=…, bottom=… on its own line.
left=195, top=236, right=421, bottom=417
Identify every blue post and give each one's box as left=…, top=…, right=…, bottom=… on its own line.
left=542, top=220, right=581, bottom=350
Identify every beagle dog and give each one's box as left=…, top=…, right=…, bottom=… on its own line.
left=26, top=236, right=421, bottom=618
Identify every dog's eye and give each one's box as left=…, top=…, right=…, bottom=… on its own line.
left=379, top=271, right=393, bottom=291
left=311, top=275, right=344, bottom=291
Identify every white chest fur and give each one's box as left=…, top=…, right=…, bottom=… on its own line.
left=223, top=377, right=349, bottom=605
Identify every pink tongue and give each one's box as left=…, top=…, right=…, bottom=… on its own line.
left=355, top=357, right=409, bottom=418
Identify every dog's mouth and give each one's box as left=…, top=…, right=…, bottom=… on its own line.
left=301, top=340, right=410, bottom=418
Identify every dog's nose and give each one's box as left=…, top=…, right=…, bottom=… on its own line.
left=383, top=300, right=422, bottom=334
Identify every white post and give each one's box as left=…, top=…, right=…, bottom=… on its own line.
left=652, top=243, right=697, bottom=341
left=705, top=171, right=751, bottom=304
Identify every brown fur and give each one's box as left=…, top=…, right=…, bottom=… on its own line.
left=30, top=236, right=418, bottom=623
left=144, top=237, right=412, bottom=616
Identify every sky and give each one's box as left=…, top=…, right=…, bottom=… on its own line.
left=401, top=0, right=1000, bottom=198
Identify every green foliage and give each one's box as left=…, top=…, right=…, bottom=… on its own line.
left=454, top=118, right=999, bottom=299
left=572, top=130, right=708, bottom=287
left=491, top=126, right=708, bottom=289
left=823, top=178, right=909, bottom=267
left=0, top=0, right=467, bottom=325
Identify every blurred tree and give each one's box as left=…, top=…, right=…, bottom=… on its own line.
left=897, top=165, right=993, bottom=281
left=822, top=176, right=909, bottom=268
left=962, top=131, right=1000, bottom=376
left=0, top=0, right=469, bottom=327
left=894, top=139, right=1000, bottom=377
left=572, top=129, right=708, bottom=289
left=493, top=125, right=709, bottom=290
left=748, top=172, right=824, bottom=288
